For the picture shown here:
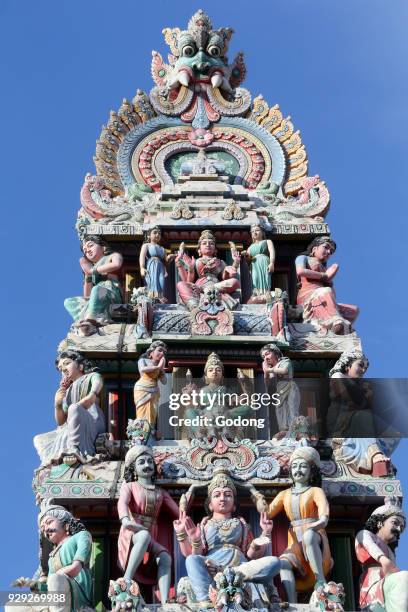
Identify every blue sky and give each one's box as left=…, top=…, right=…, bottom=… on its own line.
left=1, top=0, right=407, bottom=591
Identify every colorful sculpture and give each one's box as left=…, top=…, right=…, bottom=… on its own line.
left=295, top=236, right=359, bottom=335
left=34, top=350, right=105, bottom=466
left=355, top=497, right=407, bottom=612
left=173, top=467, right=281, bottom=609
left=267, top=447, right=333, bottom=603
left=261, top=343, right=300, bottom=432
left=64, top=235, right=123, bottom=335
left=139, top=226, right=174, bottom=302
left=176, top=230, right=241, bottom=310
left=243, top=224, right=275, bottom=302
left=133, top=341, right=167, bottom=429
left=117, top=446, right=179, bottom=604
left=328, top=350, right=390, bottom=477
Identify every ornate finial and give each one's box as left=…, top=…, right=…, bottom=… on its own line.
left=208, top=466, right=237, bottom=498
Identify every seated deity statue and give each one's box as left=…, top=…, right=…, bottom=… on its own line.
left=117, top=445, right=179, bottom=604
left=295, top=236, right=359, bottom=335
left=355, top=497, right=408, bottom=612
left=261, top=343, right=300, bottom=432
left=173, top=467, right=281, bottom=610
left=328, top=350, right=390, bottom=477
left=267, top=447, right=333, bottom=603
left=175, top=229, right=241, bottom=311
left=13, top=502, right=94, bottom=612
left=64, top=235, right=123, bottom=336
left=133, top=341, right=167, bottom=433
left=139, top=226, right=175, bottom=302
left=34, top=350, right=105, bottom=466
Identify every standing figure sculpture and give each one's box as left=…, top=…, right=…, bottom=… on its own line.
left=261, top=343, right=300, bottom=432
left=295, top=236, right=358, bottom=335
left=243, top=224, right=275, bottom=303
left=176, top=230, right=241, bottom=310
left=267, top=447, right=333, bottom=603
left=117, top=446, right=179, bottom=604
left=133, top=341, right=167, bottom=431
left=355, top=497, right=408, bottom=612
left=34, top=350, right=105, bottom=466
left=139, top=226, right=174, bottom=302
left=328, top=350, right=390, bottom=477
left=64, top=235, right=123, bottom=335
left=173, top=467, right=281, bottom=609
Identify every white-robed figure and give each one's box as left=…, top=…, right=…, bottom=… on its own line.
left=355, top=496, right=408, bottom=612
left=34, top=350, right=105, bottom=466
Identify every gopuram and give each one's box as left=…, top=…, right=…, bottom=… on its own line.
left=9, top=10, right=407, bottom=612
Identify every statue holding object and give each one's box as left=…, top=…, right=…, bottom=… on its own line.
left=328, top=350, right=390, bottom=477
left=355, top=497, right=408, bottom=612
left=243, top=224, right=275, bottom=303
left=117, top=446, right=179, bottom=604
left=261, top=343, right=300, bottom=433
left=267, top=447, right=333, bottom=603
left=139, top=226, right=175, bottom=303
left=295, top=236, right=359, bottom=335
left=34, top=350, right=105, bottom=466
left=133, top=341, right=167, bottom=431
left=64, top=235, right=123, bottom=336
left=173, top=467, right=281, bottom=610
left=176, top=230, right=241, bottom=311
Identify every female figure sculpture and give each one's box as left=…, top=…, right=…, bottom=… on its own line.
left=34, top=350, right=105, bottom=466
left=267, top=447, right=333, bottom=603
left=295, top=236, right=359, bottom=334
left=173, top=467, right=281, bottom=609
left=176, top=229, right=241, bottom=310
left=64, top=235, right=123, bottom=335
left=261, top=343, right=300, bottom=432
left=328, top=350, right=390, bottom=477
left=133, top=341, right=167, bottom=428
left=139, top=226, right=174, bottom=302
left=243, top=224, right=275, bottom=302
left=117, top=446, right=179, bottom=604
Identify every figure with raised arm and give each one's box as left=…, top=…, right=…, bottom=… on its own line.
left=328, top=350, right=390, bottom=477
left=173, top=467, right=281, bottom=610
left=261, top=343, right=300, bottom=432
left=133, top=341, right=167, bottom=430
left=34, top=350, right=105, bottom=466
left=295, top=236, right=358, bottom=334
left=64, top=235, right=123, bottom=335
left=175, top=229, right=241, bottom=310
left=267, top=447, right=333, bottom=603
left=243, top=224, right=275, bottom=302
left=139, top=226, right=175, bottom=302
left=355, top=497, right=408, bottom=612
left=117, top=446, right=179, bottom=604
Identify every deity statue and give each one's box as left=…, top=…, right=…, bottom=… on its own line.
left=243, top=224, right=275, bottom=302
left=328, top=350, right=390, bottom=477
left=267, top=447, right=333, bottom=603
left=355, top=497, right=408, bottom=612
left=12, top=502, right=94, bottom=612
left=295, top=236, right=359, bottom=335
left=133, top=341, right=167, bottom=431
left=64, top=235, right=123, bottom=335
left=173, top=467, right=281, bottom=609
left=182, top=352, right=251, bottom=439
left=34, top=350, right=105, bottom=466
left=139, top=226, right=175, bottom=302
left=117, top=446, right=179, bottom=604
left=261, top=343, right=300, bottom=432
left=176, top=230, right=241, bottom=311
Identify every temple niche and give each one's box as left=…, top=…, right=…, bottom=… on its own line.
left=11, top=10, right=406, bottom=612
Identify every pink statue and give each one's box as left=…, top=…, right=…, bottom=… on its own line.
left=175, top=230, right=241, bottom=310
left=117, top=445, right=179, bottom=604
left=295, top=236, right=359, bottom=335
